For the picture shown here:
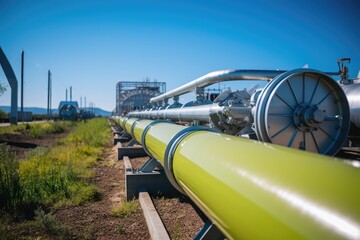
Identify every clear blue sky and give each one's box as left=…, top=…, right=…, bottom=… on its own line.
left=0, top=0, right=359, bottom=111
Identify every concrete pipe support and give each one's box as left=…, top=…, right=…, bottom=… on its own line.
left=120, top=117, right=360, bottom=240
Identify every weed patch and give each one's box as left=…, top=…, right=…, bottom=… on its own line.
left=0, top=144, right=25, bottom=215
left=0, top=121, right=73, bottom=138
left=35, top=209, right=73, bottom=239
left=173, top=222, right=181, bottom=240
left=111, top=199, right=139, bottom=218
left=0, top=118, right=110, bottom=218
left=116, top=224, right=125, bottom=235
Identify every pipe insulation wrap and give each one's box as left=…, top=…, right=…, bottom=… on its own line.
left=120, top=118, right=360, bottom=239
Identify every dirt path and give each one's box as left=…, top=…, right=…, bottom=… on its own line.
left=54, top=144, right=150, bottom=239
left=1, top=126, right=205, bottom=239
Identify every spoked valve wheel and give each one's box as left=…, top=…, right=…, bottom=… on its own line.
left=254, top=69, right=350, bottom=155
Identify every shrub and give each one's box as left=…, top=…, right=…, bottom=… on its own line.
left=34, top=209, right=72, bottom=238
left=0, top=121, right=70, bottom=137
left=27, top=122, right=66, bottom=138
left=0, top=109, right=7, bottom=121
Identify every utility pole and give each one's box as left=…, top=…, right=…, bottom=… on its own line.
left=21, top=50, right=24, bottom=122
left=50, top=72, right=52, bottom=119
left=47, top=70, right=51, bottom=121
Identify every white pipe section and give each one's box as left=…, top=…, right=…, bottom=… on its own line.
left=150, top=69, right=340, bottom=103
left=150, top=69, right=286, bottom=103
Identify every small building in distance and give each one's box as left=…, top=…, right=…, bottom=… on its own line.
left=58, top=101, right=79, bottom=120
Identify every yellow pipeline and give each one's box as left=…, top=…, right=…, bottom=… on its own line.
left=121, top=118, right=360, bottom=239
left=144, top=122, right=184, bottom=163
left=132, top=119, right=153, bottom=142
left=124, top=117, right=139, bottom=135
left=117, top=116, right=128, bottom=129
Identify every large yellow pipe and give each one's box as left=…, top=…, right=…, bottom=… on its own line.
left=117, top=116, right=128, bottom=129
left=121, top=117, right=360, bottom=239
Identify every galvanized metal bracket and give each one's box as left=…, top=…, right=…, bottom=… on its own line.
left=139, top=158, right=163, bottom=172
left=127, top=138, right=137, bottom=147
left=194, top=220, right=224, bottom=240
left=123, top=157, right=179, bottom=201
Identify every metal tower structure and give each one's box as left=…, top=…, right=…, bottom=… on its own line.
left=0, top=47, right=18, bottom=125
left=116, top=80, right=166, bottom=116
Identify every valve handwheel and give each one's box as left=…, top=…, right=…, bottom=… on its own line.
left=254, top=68, right=350, bottom=155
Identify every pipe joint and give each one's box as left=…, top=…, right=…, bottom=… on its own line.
left=141, top=120, right=174, bottom=157
left=130, top=118, right=143, bottom=141
left=163, top=126, right=220, bottom=194
left=120, top=116, right=129, bottom=128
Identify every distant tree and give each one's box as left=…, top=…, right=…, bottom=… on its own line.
left=0, top=109, right=6, bottom=121
left=0, top=81, right=6, bottom=96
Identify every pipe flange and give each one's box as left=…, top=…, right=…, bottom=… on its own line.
left=130, top=118, right=143, bottom=141
left=121, top=117, right=130, bottom=129
left=163, top=126, right=220, bottom=195
left=254, top=68, right=350, bottom=155
left=141, top=120, right=174, bottom=157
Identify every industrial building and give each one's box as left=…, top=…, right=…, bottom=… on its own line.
left=115, top=80, right=166, bottom=116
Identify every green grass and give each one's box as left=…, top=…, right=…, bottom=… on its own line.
left=173, top=222, right=181, bottom=240
left=0, top=118, right=110, bottom=218
left=0, top=121, right=74, bottom=138
left=115, top=225, right=125, bottom=235
left=0, top=144, right=24, bottom=215
left=111, top=200, right=139, bottom=218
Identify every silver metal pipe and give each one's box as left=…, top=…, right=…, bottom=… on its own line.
left=150, top=69, right=341, bottom=103
left=150, top=69, right=286, bottom=103
left=223, top=106, right=252, bottom=119
left=127, top=104, right=250, bottom=124
left=167, top=104, right=215, bottom=123
left=342, top=83, right=360, bottom=128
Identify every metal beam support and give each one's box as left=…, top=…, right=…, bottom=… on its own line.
left=120, top=117, right=360, bottom=240
left=194, top=220, right=224, bottom=240
left=0, top=47, right=18, bottom=125
left=139, top=158, right=163, bottom=172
